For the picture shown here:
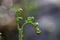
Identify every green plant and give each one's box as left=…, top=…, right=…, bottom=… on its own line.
left=16, top=8, right=41, bottom=40
left=0, top=33, right=2, bottom=40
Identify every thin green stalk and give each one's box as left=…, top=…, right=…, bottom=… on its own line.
left=0, top=33, right=2, bottom=40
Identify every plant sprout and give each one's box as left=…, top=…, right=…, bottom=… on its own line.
left=16, top=8, right=41, bottom=40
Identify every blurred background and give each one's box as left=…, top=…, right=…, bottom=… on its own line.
left=0, top=0, right=60, bottom=40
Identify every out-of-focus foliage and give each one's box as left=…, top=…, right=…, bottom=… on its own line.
left=12, top=4, right=21, bottom=11
left=26, top=2, right=38, bottom=12
left=12, top=0, right=37, bottom=12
